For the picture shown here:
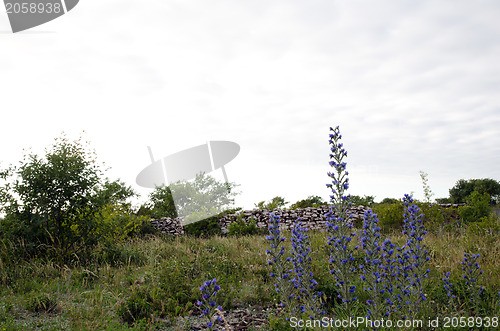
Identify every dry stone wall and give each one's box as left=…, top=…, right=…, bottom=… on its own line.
left=150, top=205, right=369, bottom=235
left=149, top=203, right=466, bottom=235
left=217, top=205, right=369, bottom=233
left=150, top=217, right=184, bottom=235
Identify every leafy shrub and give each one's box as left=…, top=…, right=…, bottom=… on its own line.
left=227, top=216, right=259, bottom=236
left=374, top=202, right=460, bottom=233
left=26, top=293, right=58, bottom=313
left=94, top=204, right=149, bottom=245
left=459, top=191, right=491, bottom=223
left=0, top=135, right=138, bottom=263
left=418, top=203, right=445, bottom=232
left=379, top=197, right=399, bottom=204
left=289, top=195, right=327, bottom=209
left=184, top=217, right=222, bottom=237
left=184, top=208, right=240, bottom=237
left=135, top=218, right=158, bottom=237
left=372, top=203, right=405, bottom=232
left=349, top=194, right=375, bottom=207
left=0, top=213, right=51, bottom=259
left=467, top=213, right=500, bottom=236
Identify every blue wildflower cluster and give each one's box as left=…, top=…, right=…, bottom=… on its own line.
left=440, top=253, right=486, bottom=315
left=265, top=213, right=324, bottom=319
left=265, top=212, right=293, bottom=312
left=359, top=209, right=393, bottom=320
left=462, top=253, right=484, bottom=311
left=442, top=271, right=456, bottom=309
left=404, top=195, right=430, bottom=310
left=386, top=195, right=430, bottom=320
left=196, top=278, right=224, bottom=330
left=264, top=125, right=498, bottom=324
left=356, top=197, right=433, bottom=322
left=324, top=126, right=436, bottom=320
left=325, top=126, right=357, bottom=311
left=289, top=220, right=324, bottom=318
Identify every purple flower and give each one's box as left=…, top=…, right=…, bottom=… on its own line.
left=197, top=278, right=224, bottom=329
left=326, top=126, right=357, bottom=309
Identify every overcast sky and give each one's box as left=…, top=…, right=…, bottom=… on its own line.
left=1, top=0, right=499, bottom=211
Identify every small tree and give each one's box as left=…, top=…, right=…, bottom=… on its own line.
left=0, top=134, right=137, bottom=260
left=349, top=194, right=375, bottom=207
left=145, top=186, right=178, bottom=219
left=289, top=195, right=327, bottom=209
left=380, top=197, right=399, bottom=204
left=458, top=191, right=491, bottom=223
left=254, top=196, right=288, bottom=210
left=449, top=179, right=500, bottom=205
left=144, top=173, right=239, bottom=223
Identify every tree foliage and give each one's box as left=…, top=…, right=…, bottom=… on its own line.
left=458, top=191, right=491, bottom=224
left=143, top=172, right=240, bottom=224
left=254, top=196, right=288, bottom=210
left=289, top=195, right=327, bottom=209
left=170, top=172, right=239, bottom=222
left=0, top=134, right=138, bottom=260
left=349, top=194, right=375, bottom=207
left=449, top=178, right=500, bottom=205
left=379, top=197, right=399, bottom=204
left=143, top=186, right=178, bottom=219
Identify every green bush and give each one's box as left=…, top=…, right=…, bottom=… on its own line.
left=227, top=216, right=259, bottom=236
left=0, top=135, right=138, bottom=263
left=459, top=191, right=491, bottom=223
left=372, top=203, right=404, bottom=232
left=289, top=195, right=327, bottom=209
left=184, top=208, right=240, bottom=237
left=418, top=203, right=445, bottom=232
left=136, top=218, right=158, bottom=237
left=349, top=194, right=375, bottom=207
left=184, top=217, right=222, bottom=237
left=379, top=197, right=399, bottom=204
left=467, top=213, right=500, bottom=236
left=373, top=202, right=461, bottom=232
left=449, top=178, right=500, bottom=204
left=94, top=204, right=150, bottom=245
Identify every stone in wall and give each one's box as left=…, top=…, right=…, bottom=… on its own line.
left=150, top=217, right=184, bottom=235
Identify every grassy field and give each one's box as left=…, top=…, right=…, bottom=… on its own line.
left=1, top=223, right=499, bottom=330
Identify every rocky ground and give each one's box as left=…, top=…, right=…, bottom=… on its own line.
left=171, top=304, right=275, bottom=330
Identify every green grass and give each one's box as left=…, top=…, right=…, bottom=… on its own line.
left=1, top=227, right=499, bottom=330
